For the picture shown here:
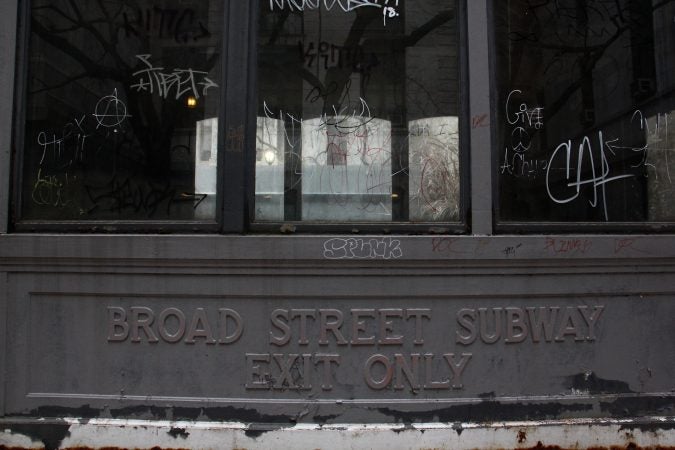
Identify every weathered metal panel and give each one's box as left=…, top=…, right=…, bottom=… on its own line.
left=0, top=235, right=673, bottom=427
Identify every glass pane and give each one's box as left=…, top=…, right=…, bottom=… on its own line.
left=22, top=1, right=222, bottom=221
left=257, top=0, right=460, bottom=222
left=496, top=0, right=675, bottom=222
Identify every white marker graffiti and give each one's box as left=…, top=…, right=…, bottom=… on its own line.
left=269, top=0, right=400, bottom=25
left=131, top=54, right=219, bottom=100
left=93, top=89, right=131, bottom=129
left=323, top=237, right=403, bottom=259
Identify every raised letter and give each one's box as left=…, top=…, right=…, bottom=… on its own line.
left=107, top=307, right=129, bottom=342
left=291, top=309, right=316, bottom=345
left=505, top=307, right=528, bottom=343
left=578, top=305, right=605, bottom=341
left=479, top=308, right=502, bottom=344
left=378, top=309, right=404, bottom=345
left=406, top=309, right=431, bottom=345
left=424, top=353, right=450, bottom=389
left=184, top=308, right=217, bottom=344
left=364, top=354, right=393, bottom=390
left=130, top=306, right=159, bottom=343
left=315, top=354, right=341, bottom=390
left=351, top=309, right=376, bottom=345
left=158, top=307, right=186, bottom=343
left=527, top=307, right=559, bottom=343
left=319, top=309, right=347, bottom=345
left=455, top=308, right=477, bottom=345
left=246, top=353, right=271, bottom=389
left=218, top=308, right=243, bottom=344
left=555, top=306, right=585, bottom=342
left=444, top=353, right=472, bottom=389
left=394, top=353, right=421, bottom=390
left=273, top=354, right=300, bottom=389
left=270, top=309, right=291, bottom=346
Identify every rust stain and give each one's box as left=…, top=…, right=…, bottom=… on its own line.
left=509, top=444, right=675, bottom=450
left=517, top=429, right=528, bottom=443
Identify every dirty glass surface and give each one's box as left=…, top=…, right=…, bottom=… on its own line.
left=21, top=0, right=222, bottom=221
left=256, top=0, right=460, bottom=222
left=496, top=0, right=675, bottom=223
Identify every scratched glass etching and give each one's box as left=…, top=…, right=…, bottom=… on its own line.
left=496, top=0, right=675, bottom=222
left=21, top=0, right=222, bottom=221
left=257, top=0, right=461, bottom=222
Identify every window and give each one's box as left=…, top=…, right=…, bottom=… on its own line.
left=16, top=0, right=223, bottom=226
left=255, top=0, right=465, bottom=225
left=495, top=0, right=675, bottom=227
left=13, top=0, right=466, bottom=232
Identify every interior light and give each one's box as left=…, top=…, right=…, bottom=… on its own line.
left=263, top=149, right=277, bottom=165
left=186, top=96, right=198, bottom=109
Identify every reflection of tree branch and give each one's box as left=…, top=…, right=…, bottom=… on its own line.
left=527, top=0, right=674, bottom=124
left=30, top=18, right=124, bottom=80
left=31, top=72, right=89, bottom=95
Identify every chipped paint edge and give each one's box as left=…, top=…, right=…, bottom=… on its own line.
left=1, top=416, right=674, bottom=449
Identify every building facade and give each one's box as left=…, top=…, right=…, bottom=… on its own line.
left=1, top=1, right=674, bottom=448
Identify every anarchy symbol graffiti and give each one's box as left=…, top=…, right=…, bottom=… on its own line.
left=93, top=88, right=131, bottom=129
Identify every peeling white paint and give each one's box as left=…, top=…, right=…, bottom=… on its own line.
left=1, top=417, right=673, bottom=449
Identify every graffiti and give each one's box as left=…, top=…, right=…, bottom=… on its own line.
left=544, top=238, right=592, bottom=255
left=546, top=132, right=634, bottom=221
left=323, top=237, right=402, bottom=259
left=501, top=90, right=548, bottom=179
left=31, top=169, right=75, bottom=208
left=93, top=89, right=132, bottom=130
left=471, top=113, right=489, bottom=129
left=269, top=0, right=399, bottom=14
left=131, top=54, right=219, bottom=100
left=300, top=41, right=379, bottom=75
left=121, top=6, right=211, bottom=43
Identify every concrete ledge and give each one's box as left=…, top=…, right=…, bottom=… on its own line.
left=1, top=417, right=674, bottom=449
